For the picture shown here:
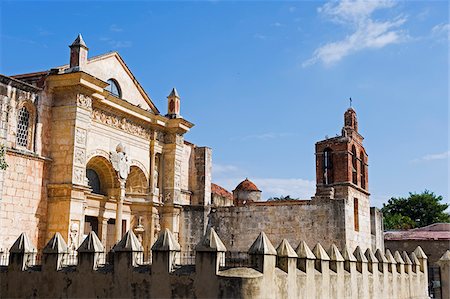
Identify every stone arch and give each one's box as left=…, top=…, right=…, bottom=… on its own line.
left=130, top=159, right=149, bottom=179
left=86, top=155, right=119, bottom=195
left=16, top=100, right=36, bottom=150
left=126, top=165, right=148, bottom=194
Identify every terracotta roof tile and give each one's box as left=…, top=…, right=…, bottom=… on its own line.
left=211, top=183, right=232, bottom=200
left=234, top=178, right=260, bottom=192
left=384, top=223, right=450, bottom=241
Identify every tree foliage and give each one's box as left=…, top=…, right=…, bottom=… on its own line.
left=0, top=144, right=7, bottom=170
left=382, top=190, right=450, bottom=230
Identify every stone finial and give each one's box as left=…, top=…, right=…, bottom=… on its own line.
left=375, top=249, right=388, bottom=263
left=248, top=232, right=276, bottom=255
left=77, top=231, right=104, bottom=253
left=167, top=88, right=181, bottom=118
left=328, top=244, right=344, bottom=262
left=313, top=243, right=330, bottom=261
left=152, top=228, right=181, bottom=252
left=353, top=246, right=368, bottom=262
left=43, top=232, right=68, bottom=254
left=394, top=251, right=405, bottom=264
left=385, top=249, right=396, bottom=264
left=114, top=230, right=143, bottom=252
left=168, top=88, right=180, bottom=98
left=196, top=227, right=226, bottom=252
left=438, top=250, right=450, bottom=263
left=276, top=239, right=297, bottom=258
left=413, top=246, right=428, bottom=259
left=401, top=251, right=412, bottom=265
left=295, top=241, right=315, bottom=259
left=409, top=252, right=420, bottom=265
left=364, top=248, right=378, bottom=263
left=342, top=245, right=357, bottom=262
left=10, top=233, right=36, bottom=253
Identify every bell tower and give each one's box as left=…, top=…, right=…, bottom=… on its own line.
left=314, top=107, right=369, bottom=199
left=166, top=88, right=181, bottom=119
left=69, top=34, right=88, bottom=70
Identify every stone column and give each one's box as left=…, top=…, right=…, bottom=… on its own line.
left=115, top=179, right=125, bottom=242
left=98, top=217, right=108, bottom=246
left=353, top=246, right=369, bottom=299
left=313, top=243, right=331, bottom=299
left=342, top=245, right=358, bottom=299
left=329, top=244, right=345, bottom=299
left=438, top=250, right=450, bottom=299
left=413, top=246, right=428, bottom=298
left=276, top=239, right=298, bottom=298
left=296, top=241, right=316, bottom=299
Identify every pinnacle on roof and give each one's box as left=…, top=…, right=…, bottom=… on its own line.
left=385, top=249, right=396, bottom=264
left=394, top=251, right=405, bottom=264
left=248, top=232, right=276, bottom=255
left=401, top=251, right=412, bottom=265
left=313, top=243, right=330, bottom=261
left=341, top=245, right=357, bottom=262
left=10, top=232, right=36, bottom=253
left=353, top=246, right=368, bottom=262
left=438, top=250, right=450, bottom=262
left=413, top=246, right=428, bottom=259
left=77, top=231, right=104, bottom=253
left=295, top=241, right=315, bottom=259
left=328, top=244, right=344, bottom=262
left=375, top=248, right=388, bottom=263
left=409, top=252, right=420, bottom=265
left=276, top=239, right=297, bottom=258
left=364, top=248, right=378, bottom=263
left=168, top=88, right=180, bottom=98
left=43, top=232, right=68, bottom=254
left=70, top=33, right=88, bottom=48
left=114, top=230, right=143, bottom=252
left=152, top=228, right=181, bottom=252
left=196, top=227, right=227, bottom=252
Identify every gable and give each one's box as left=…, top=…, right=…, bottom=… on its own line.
left=84, top=53, right=159, bottom=113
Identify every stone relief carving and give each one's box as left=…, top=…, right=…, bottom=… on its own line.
left=75, top=128, right=87, bottom=146
left=153, top=214, right=161, bottom=240
left=77, top=94, right=92, bottom=110
left=165, top=133, right=183, bottom=145
left=110, top=143, right=131, bottom=180
left=68, top=222, right=79, bottom=253
left=153, top=155, right=159, bottom=190
left=73, top=167, right=86, bottom=185
left=74, top=147, right=86, bottom=165
left=156, top=131, right=165, bottom=142
left=92, top=108, right=151, bottom=140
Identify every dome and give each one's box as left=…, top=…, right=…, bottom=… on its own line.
left=234, top=178, right=260, bottom=192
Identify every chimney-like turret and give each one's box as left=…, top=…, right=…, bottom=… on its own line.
left=69, top=34, right=88, bottom=69
left=166, top=88, right=181, bottom=118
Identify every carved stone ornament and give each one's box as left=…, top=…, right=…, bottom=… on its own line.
left=75, top=128, right=87, bottom=146
left=110, top=143, right=131, bottom=180
left=92, top=108, right=152, bottom=140
left=77, top=94, right=92, bottom=110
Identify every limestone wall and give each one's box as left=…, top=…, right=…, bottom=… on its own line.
left=208, top=200, right=347, bottom=252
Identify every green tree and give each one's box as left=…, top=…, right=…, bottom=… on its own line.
left=382, top=190, right=450, bottom=230
left=268, top=195, right=299, bottom=201
left=0, top=144, right=7, bottom=170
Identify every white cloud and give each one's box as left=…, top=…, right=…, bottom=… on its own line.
left=431, top=23, right=450, bottom=41
left=100, top=37, right=132, bottom=49
left=253, top=33, right=267, bottom=40
left=304, top=0, right=408, bottom=67
left=272, top=22, right=283, bottom=27
left=110, top=24, right=124, bottom=32
left=288, top=6, right=296, bottom=13
left=411, top=150, right=450, bottom=163
left=212, top=163, right=240, bottom=176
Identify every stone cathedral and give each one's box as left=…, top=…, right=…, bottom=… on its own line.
left=0, top=34, right=384, bottom=256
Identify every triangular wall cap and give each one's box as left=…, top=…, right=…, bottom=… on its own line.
left=70, top=34, right=88, bottom=48
left=152, top=228, right=181, bottom=252
left=248, top=232, right=276, bottom=255
left=342, top=245, right=357, bottom=262
left=114, top=230, right=143, bottom=252
left=385, top=249, right=396, bottom=264
left=375, top=249, right=388, bottom=263
left=168, top=88, right=180, bottom=98
left=276, top=239, right=297, bottom=258
left=77, top=231, right=104, bottom=253
left=364, top=248, right=378, bottom=263
left=10, top=233, right=36, bottom=253
left=353, top=246, right=368, bottom=262
left=295, top=241, right=315, bottom=259
left=313, top=243, right=330, bottom=261
left=394, top=251, right=405, bottom=264
left=328, top=244, right=344, bottom=262
left=413, top=246, right=428, bottom=259
left=409, top=252, right=420, bottom=265
left=401, top=251, right=412, bottom=265
left=438, top=250, right=450, bottom=262
left=43, top=232, right=68, bottom=254
left=196, top=227, right=227, bottom=252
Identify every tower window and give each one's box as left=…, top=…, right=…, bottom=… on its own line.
left=86, top=168, right=102, bottom=195
left=354, top=198, right=359, bottom=231
left=16, top=106, right=31, bottom=148
left=351, top=145, right=358, bottom=185
left=360, top=151, right=366, bottom=189
left=106, top=78, right=122, bottom=98
left=323, top=148, right=333, bottom=185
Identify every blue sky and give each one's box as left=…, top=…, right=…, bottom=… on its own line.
left=1, top=0, right=448, bottom=207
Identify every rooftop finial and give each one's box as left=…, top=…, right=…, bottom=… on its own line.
left=349, top=97, right=352, bottom=108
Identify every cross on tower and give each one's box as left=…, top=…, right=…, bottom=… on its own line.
left=349, top=97, right=352, bottom=108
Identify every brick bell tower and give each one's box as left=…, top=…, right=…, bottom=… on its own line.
left=314, top=107, right=369, bottom=199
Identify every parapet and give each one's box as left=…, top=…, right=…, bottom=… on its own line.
left=0, top=230, right=430, bottom=299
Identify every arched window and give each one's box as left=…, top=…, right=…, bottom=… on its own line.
left=323, top=148, right=333, bottom=185
left=360, top=151, right=366, bottom=189
left=106, top=79, right=122, bottom=98
left=86, top=168, right=102, bottom=195
left=16, top=106, right=31, bottom=148
left=351, top=145, right=358, bottom=185
left=354, top=198, right=359, bottom=231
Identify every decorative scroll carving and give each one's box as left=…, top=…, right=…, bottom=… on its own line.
left=77, top=94, right=92, bottom=110
left=73, top=166, right=86, bottom=184
left=74, top=147, right=86, bottom=165
left=75, top=128, right=87, bottom=146
left=92, top=108, right=152, bottom=140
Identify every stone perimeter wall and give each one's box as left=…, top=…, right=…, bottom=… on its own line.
left=208, top=200, right=347, bottom=252
left=0, top=231, right=430, bottom=299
